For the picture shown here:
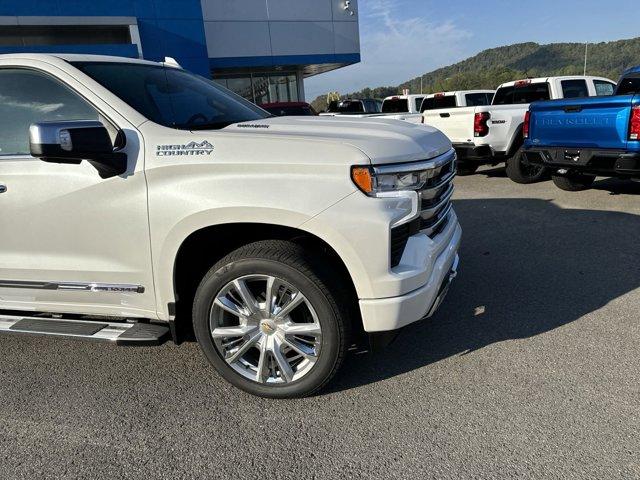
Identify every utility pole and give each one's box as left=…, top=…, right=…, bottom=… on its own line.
left=420, top=76, right=423, bottom=94
left=583, top=42, right=588, bottom=76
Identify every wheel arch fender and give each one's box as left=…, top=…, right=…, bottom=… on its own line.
left=506, top=123, right=525, bottom=157
left=153, top=207, right=367, bottom=321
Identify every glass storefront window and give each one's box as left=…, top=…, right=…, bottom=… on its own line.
left=225, top=77, right=253, bottom=101
left=213, top=72, right=300, bottom=105
left=252, top=75, right=270, bottom=105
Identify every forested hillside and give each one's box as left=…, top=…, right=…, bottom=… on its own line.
left=310, top=37, right=640, bottom=111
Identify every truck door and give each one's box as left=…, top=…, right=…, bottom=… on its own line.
left=0, top=67, right=156, bottom=318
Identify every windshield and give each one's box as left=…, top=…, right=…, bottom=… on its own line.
left=382, top=98, right=409, bottom=113
left=73, top=62, right=269, bottom=130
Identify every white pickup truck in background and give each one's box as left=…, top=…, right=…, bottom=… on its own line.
left=377, top=94, right=426, bottom=123
left=419, top=90, right=494, bottom=112
left=422, top=76, right=617, bottom=178
left=321, top=94, right=426, bottom=124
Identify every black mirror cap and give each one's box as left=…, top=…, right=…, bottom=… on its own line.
left=29, top=120, right=127, bottom=178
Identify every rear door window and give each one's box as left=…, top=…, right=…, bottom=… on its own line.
left=561, top=79, right=589, bottom=99
left=593, top=80, right=615, bottom=96
left=364, top=99, right=379, bottom=112
left=493, top=82, right=551, bottom=105
left=420, top=95, right=457, bottom=111
left=465, top=93, right=493, bottom=107
left=593, top=80, right=616, bottom=97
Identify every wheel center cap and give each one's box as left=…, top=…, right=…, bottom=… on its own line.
left=260, top=320, right=277, bottom=335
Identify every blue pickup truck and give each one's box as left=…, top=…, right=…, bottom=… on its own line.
left=521, top=67, right=640, bottom=191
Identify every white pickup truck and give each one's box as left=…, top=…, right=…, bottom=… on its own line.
left=321, top=94, right=425, bottom=124
left=422, top=76, right=617, bottom=178
left=377, top=94, right=426, bottom=123
left=0, top=54, right=461, bottom=398
left=419, top=90, right=495, bottom=112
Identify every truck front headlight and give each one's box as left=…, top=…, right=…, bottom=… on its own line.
left=351, top=165, right=434, bottom=197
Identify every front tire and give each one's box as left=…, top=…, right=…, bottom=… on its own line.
left=506, top=150, right=547, bottom=184
left=551, top=173, right=596, bottom=192
left=192, top=240, right=349, bottom=398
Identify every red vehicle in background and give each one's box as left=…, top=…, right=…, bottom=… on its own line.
left=259, top=102, right=317, bottom=116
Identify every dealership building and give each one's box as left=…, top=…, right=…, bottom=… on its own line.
left=0, top=0, right=361, bottom=103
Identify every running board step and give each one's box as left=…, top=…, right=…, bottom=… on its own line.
left=0, top=315, right=169, bottom=346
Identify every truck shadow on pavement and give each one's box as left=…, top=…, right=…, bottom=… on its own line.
left=472, top=169, right=640, bottom=196
left=475, top=166, right=507, bottom=178
left=593, top=178, right=640, bottom=195
left=328, top=195, right=640, bottom=393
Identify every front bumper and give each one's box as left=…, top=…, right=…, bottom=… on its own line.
left=453, top=142, right=492, bottom=162
left=359, top=222, right=461, bottom=333
left=523, top=147, right=640, bottom=177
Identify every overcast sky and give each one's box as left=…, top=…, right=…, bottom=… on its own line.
left=305, top=0, right=640, bottom=100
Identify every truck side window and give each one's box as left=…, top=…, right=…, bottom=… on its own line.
left=0, top=69, right=98, bottom=157
left=414, top=97, right=424, bottom=111
left=593, top=80, right=615, bottom=96
left=561, top=79, right=589, bottom=99
left=465, top=93, right=492, bottom=107
left=364, top=99, right=375, bottom=112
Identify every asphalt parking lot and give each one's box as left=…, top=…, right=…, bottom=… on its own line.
left=1, top=167, right=639, bottom=480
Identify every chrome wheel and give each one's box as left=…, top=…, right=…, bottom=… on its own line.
left=209, top=274, right=322, bottom=384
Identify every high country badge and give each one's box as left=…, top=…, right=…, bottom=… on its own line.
left=157, top=141, right=214, bottom=156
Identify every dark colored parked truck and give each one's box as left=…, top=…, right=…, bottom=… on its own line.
left=522, top=67, right=640, bottom=191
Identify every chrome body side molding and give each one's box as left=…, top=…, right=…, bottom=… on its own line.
left=0, top=280, right=145, bottom=294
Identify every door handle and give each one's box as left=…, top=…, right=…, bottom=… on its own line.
left=0, top=185, right=6, bottom=194
left=440, top=113, right=450, bottom=118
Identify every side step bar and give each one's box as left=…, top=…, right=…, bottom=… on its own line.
left=0, top=314, right=170, bottom=346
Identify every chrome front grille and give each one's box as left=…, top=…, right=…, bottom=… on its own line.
left=390, top=150, right=456, bottom=267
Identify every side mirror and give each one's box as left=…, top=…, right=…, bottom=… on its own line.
left=29, top=120, right=127, bottom=178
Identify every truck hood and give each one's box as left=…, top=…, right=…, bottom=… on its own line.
left=226, top=116, right=452, bottom=164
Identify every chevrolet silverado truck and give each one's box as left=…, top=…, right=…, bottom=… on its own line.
left=423, top=76, right=616, bottom=177
left=0, top=54, right=461, bottom=398
left=419, top=90, right=495, bottom=113
left=522, top=68, right=640, bottom=191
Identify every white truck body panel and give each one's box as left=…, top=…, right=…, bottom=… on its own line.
left=0, top=54, right=460, bottom=333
